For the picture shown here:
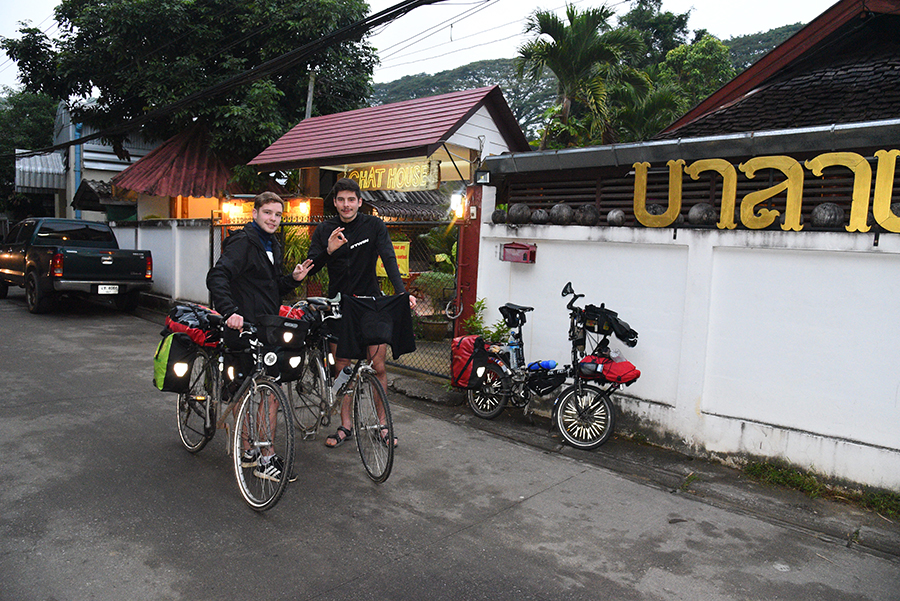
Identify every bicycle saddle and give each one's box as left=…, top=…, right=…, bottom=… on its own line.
left=499, top=303, right=534, bottom=328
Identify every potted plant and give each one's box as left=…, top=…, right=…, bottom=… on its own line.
left=414, top=270, right=456, bottom=340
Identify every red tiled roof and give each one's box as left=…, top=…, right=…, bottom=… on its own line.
left=249, top=86, right=530, bottom=171
left=112, top=123, right=234, bottom=198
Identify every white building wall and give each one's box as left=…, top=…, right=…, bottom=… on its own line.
left=476, top=187, right=900, bottom=491
left=111, top=220, right=211, bottom=305
left=449, top=106, right=517, bottom=161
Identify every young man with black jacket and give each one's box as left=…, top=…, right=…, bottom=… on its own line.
left=207, top=191, right=313, bottom=481
left=306, top=178, right=416, bottom=448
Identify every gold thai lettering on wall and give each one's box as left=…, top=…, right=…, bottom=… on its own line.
left=345, top=161, right=439, bottom=192
left=632, top=150, right=900, bottom=233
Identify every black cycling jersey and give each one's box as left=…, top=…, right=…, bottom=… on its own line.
left=307, top=214, right=406, bottom=298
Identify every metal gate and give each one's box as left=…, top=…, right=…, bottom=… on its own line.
left=211, top=218, right=461, bottom=378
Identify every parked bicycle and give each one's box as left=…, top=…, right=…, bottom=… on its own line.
left=171, top=307, right=302, bottom=510
left=466, top=283, right=640, bottom=449
left=283, top=294, right=395, bottom=483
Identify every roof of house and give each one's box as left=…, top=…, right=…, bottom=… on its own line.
left=249, top=86, right=531, bottom=171
left=14, top=150, right=65, bottom=193
left=111, top=122, right=235, bottom=198
left=658, top=0, right=900, bottom=139
left=361, top=189, right=448, bottom=221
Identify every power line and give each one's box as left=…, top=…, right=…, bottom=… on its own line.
left=11, top=0, right=449, bottom=161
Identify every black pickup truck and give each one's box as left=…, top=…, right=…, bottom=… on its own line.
left=0, top=218, right=153, bottom=313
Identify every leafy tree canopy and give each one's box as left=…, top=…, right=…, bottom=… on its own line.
left=1, top=0, right=377, bottom=163
left=661, top=34, right=736, bottom=110
left=618, top=0, right=691, bottom=68
left=370, top=58, right=556, bottom=140
left=0, top=88, right=58, bottom=208
left=518, top=3, right=646, bottom=149
left=724, top=22, right=804, bottom=71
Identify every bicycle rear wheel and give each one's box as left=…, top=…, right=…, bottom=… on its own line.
left=291, top=349, right=329, bottom=435
left=177, top=349, right=215, bottom=453
left=352, top=371, right=393, bottom=483
left=232, top=378, right=295, bottom=511
left=554, top=384, right=615, bottom=450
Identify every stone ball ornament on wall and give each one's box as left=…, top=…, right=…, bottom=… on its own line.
left=576, top=205, right=601, bottom=226
left=687, top=203, right=718, bottom=226
left=550, top=203, right=575, bottom=225
left=507, top=203, right=532, bottom=225
left=530, top=208, right=550, bottom=224
left=811, top=203, right=845, bottom=228
left=491, top=208, right=507, bottom=224
left=607, top=209, right=626, bottom=226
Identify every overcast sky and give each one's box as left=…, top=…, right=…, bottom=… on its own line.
left=0, top=0, right=832, bottom=89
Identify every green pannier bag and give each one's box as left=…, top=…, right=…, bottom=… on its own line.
left=153, top=332, right=197, bottom=393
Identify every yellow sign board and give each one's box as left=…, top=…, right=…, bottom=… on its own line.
left=376, top=241, right=410, bottom=278
left=345, top=161, right=439, bottom=192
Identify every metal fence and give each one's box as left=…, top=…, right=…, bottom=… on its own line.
left=212, top=218, right=460, bottom=378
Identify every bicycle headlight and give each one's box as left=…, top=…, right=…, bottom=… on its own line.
left=173, top=362, right=189, bottom=378
left=264, top=351, right=278, bottom=366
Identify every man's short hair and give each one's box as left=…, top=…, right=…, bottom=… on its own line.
left=331, top=178, right=362, bottom=199
left=253, top=191, right=284, bottom=210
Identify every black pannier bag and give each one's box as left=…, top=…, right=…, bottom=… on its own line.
left=583, top=304, right=638, bottom=347
left=153, top=332, right=197, bottom=393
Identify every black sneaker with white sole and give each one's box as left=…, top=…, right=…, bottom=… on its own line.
left=253, top=455, right=284, bottom=482
left=240, top=449, right=260, bottom=468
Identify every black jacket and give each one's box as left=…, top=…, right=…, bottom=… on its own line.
left=307, top=214, right=406, bottom=298
left=206, top=224, right=298, bottom=323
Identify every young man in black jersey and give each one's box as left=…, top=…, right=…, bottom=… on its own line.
left=307, top=178, right=416, bottom=448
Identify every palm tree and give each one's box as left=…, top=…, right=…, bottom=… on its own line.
left=611, top=65, right=685, bottom=142
left=517, top=3, right=646, bottom=149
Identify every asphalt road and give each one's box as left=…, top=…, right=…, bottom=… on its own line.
left=1, top=289, right=898, bottom=601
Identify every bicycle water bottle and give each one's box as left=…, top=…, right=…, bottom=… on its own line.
left=507, top=336, right=521, bottom=369
left=528, top=360, right=557, bottom=370
left=332, top=366, right=352, bottom=394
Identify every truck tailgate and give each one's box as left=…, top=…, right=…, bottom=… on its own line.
left=58, top=248, right=150, bottom=281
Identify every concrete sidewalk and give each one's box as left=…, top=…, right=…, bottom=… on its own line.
left=389, top=373, right=900, bottom=561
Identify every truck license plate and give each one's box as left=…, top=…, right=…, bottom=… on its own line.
left=98, top=285, right=119, bottom=295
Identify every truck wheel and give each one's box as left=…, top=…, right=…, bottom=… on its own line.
left=0, top=280, right=8, bottom=299
left=114, top=291, right=140, bottom=312
left=25, top=272, right=53, bottom=314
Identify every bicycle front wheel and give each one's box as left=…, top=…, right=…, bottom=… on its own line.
left=177, top=349, right=215, bottom=453
left=554, top=384, right=616, bottom=450
left=233, top=378, right=295, bottom=511
left=352, top=371, right=393, bottom=483
left=292, top=349, right=329, bottom=435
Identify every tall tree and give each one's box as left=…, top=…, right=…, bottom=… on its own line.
left=0, top=88, right=59, bottom=217
left=725, top=23, right=805, bottom=71
left=618, top=0, right=691, bottom=68
left=610, top=66, right=683, bottom=142
left=1, top=0, right=377, bottom=163
left=661, top=34, right=736, bottom=110
left=370, top=58, right=556, bottom=141
left=517, top=3, right=646, bottom=149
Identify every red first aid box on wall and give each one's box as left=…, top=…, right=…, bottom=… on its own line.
left=501, top=242, right=536, bottom=263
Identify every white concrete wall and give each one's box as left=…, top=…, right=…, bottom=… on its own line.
left=477, top=187, right=900, bottom=491
left=111, top=220, right=211, bottom=305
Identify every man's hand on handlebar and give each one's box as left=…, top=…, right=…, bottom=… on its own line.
left=225, top=312, right=244, bottom=330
